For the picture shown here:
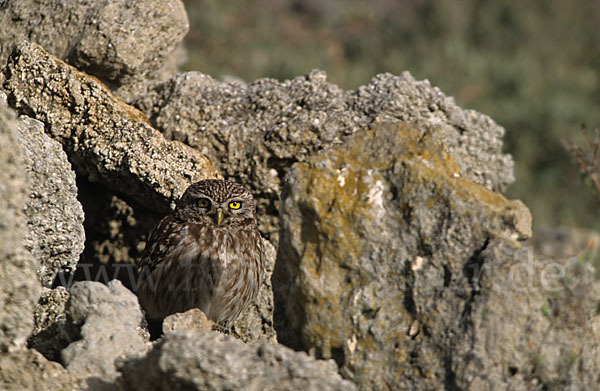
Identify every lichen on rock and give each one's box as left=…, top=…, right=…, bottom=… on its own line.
left=273, top=122, right=537, bottom=389
left=134, top=70, right=516, bottom=241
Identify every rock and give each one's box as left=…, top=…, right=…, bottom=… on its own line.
left=162, top=309, right=213, bottom=334
left=351, top=72, right=515, bottom=191
left=1, top=41, right=221, bottom=215
left=454, top=239, right=600, bottom=391
left=0, top=1, right=91, bottom=66
left=0, top=349, right=84, bottom=391
left=230, top=238, right=277, bottom=343
left=0, top=0, right=189, bottom=102
left=0, top=96, right=41, bottom=351
left=61, top=280, right=149, bottom=380
left=16, top=115, right=85, bottom=287
left=134, top=70, right=514, bottom=240
left=273, top=122, right=537, bottom=389
left=118, top=331, right=356, bottom=390
left=28, top=287, right=72, bottom=362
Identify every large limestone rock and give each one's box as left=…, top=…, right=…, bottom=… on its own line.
left=61, top=280, right=150, bottom=380
left=118, top=331, right=357, bottom=390
left=2, top=97, right=86, bottom=362
left=16, top=115, right=85, bottom=287
left=456, top=240, right=600, bottom=391
left=1, top=41, right=221, bottom=214
left=0, top=0, right=189, bottom=101
left=0, top=89, right=83, bottom=390
left=134, top=70, right=515, bottom=239
left=271, top=122, right=597, bottom=390
left=0, top=98, right=41, bottom=351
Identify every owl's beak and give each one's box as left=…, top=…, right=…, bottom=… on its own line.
left=216, top=207, right=224, bottom=225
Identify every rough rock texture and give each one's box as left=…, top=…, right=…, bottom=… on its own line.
left=61, top=280, right=150, bottom=380
left=162, top=309, right=213, bottom=334
left=16, top=115, right=85, bottom=286
left=0, top=0, right=189, bottom=101
left=0, top=97, right=41, bottom=351
left=270, top=122, right=596, bottom=390
left=1, top=41, right=221, bottom=215
left=118, top=331, right=357, bottom=391
left=135, top=70, right=514, bottom=238
left=28, top=287, right=72, bottom=362
left=460, top=240, right=600, bottom=391
left=0, top=349, right=84, bottom=391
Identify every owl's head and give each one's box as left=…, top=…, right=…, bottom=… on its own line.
left=175, top=179, right=256, bottom=226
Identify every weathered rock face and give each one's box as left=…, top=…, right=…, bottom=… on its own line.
left=0, top=98, right=41, bottom=352
left=457, top=240, right=600, bottom=391
left=134, top=70, right=515, bottom=240
left=271, top=121, right=596, bottom=390
left=28, top=287, right=71, bottom=362
left=1, top=97, right=86, bottom=361
left=1, top=41, right=221, bottom=215
left=0, top=349, right=84, bottom=391
left=16, top=115, right=85, bottom=286
left=118, top=331, right=357, bottom=391
left=0, top=0, right=189, bottom=101
left=162, top=308, right=213, bottom=334
left=61, top=280, right=150, bottom=380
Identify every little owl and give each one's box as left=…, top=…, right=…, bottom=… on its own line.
left=136, top=179, right=265, bottom=325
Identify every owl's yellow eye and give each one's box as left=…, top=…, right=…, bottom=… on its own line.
left=197, top=198, right=210, bottom=208
left=228, top=201, right=242, bottom=210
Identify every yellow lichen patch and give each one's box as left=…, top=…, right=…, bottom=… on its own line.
left=401, top=155, right=531, bottom=240
left=290, top=163, right=375, bottom=349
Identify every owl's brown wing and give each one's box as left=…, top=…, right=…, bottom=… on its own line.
left=137, top=215, right=182, bottom=274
